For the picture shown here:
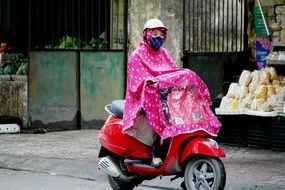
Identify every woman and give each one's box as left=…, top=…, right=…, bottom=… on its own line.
left=123, top=19, right=221, bottom=168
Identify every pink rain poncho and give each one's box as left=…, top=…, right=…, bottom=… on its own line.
left=123, top=31, right=221, bottom=141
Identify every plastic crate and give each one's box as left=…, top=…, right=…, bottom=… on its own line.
left=246, top=116, right=271, bottom=149
left=270, top=116, right=285, bottom=151
left=216, top=115, right=247, bottom=147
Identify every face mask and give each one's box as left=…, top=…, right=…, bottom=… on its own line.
left=150, top=36, right=164, bottom=51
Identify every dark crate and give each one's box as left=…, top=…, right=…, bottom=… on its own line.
left=247, top=125, right=271, bottom=149
left=246, top=116, right=271, bottom=149
left=216, top=115, right=247, bottom=146
left=270, top=116, right=285, bottom=151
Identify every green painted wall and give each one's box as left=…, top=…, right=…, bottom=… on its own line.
left=29, top=50, right=124, bottom=130
left=80, top=51, right=124, bottom=127
left=29, top=51, right=78, bottom=129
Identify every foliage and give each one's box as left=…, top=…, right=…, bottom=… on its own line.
left=56, top=36, right=82, bottom=49
left=0, top=54, right=28, bottom=75
left=51, top=35, right=107, bottom=50
left=83, top=37, right=107, bottom=50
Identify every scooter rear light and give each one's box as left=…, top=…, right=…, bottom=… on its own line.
left=208, top=138, right=219, bottom=149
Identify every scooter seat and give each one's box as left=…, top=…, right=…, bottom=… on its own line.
left=110, top=100, right=125, bottom=118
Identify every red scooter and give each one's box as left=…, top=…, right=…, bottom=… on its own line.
left=98, top=100, right=226, bottom=190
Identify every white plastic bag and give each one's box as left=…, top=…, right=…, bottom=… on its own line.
left=125, top=114, right=155, bottom=146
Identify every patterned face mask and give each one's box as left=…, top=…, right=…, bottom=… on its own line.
left=150, top=36, right=165, bottom=51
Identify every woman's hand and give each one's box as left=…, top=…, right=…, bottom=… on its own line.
left=146, top=80, right=157, bottom=85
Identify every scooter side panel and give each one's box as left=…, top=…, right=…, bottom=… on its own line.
left=180, top=137, right=226, bottom=164
left=99, top=115, right=152, bottom=159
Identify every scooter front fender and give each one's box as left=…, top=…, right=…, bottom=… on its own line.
left=180, top=137, right=225, bottom=164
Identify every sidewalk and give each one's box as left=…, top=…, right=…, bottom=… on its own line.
left=0, top=129, right=285, bottom=189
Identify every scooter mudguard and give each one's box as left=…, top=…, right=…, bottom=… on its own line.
left=99, top=115, right=152, bottom=159
left=180, top=137, right=226, bottom=164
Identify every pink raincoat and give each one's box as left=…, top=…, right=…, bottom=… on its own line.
left=123, top=34, right=221, bottom=141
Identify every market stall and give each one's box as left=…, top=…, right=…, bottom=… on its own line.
left=215, top=1, right=285, bottom=151
left=215, top=67, right=285, bottom=151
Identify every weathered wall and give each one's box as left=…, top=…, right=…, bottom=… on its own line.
left=128, top=0, right=184, bottom=67
left=259, top=0, right=285, bottom=6
left=29, top=51, right=79, bottom=130
left=0, top=75, right=28, bottom=127
left=29, top=51, right=125, bottom=131
left=80, top=51, right=125, bottom=128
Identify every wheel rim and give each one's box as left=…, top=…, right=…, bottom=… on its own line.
left=187, top=159, right=216, bottom=190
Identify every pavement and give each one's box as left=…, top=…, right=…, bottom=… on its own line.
left=0, top=129, right=285, bottom=190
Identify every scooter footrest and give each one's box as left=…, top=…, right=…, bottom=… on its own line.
left=126, top=162, right=155, bottom=169
left=124, top=159, right=144, bottom=164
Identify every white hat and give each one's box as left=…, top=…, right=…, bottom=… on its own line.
left=143, top=19, right=167, bottom=31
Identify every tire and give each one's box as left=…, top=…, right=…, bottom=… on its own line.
left=107, top=157, right=142, bottom=190
left=107, top=175, right=136, bottom=190
left=184, top=156, right=226, bottom=190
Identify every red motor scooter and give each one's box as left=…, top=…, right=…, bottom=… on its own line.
left=98, top=100, right=226, bottom=190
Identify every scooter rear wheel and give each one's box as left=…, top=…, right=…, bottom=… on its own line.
left=107, top=175, right=136, bottom=190
left=184, top=156, right=226, bottom=190
left=107, top=157, right=142, bottom=190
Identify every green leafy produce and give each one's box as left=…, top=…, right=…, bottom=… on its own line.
left=49, top=35, right=107, bottom=50
left=58, top=35, right=82, bottom=49
left=0, top=54, right=28, bottom=75
left=87, top=37, right=107, bottom=50
left=16, top=64, right=28, bottom=75
left=4, top=65, right=17, bottom=74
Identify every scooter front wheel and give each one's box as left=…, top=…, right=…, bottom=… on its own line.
left=184, top=156, right=226, bottom=190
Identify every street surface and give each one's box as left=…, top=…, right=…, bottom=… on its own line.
left=0, top=167, right=284, bottom=190
left=0, top=168, right=109, bottom=190
left=0, top=129, right=284, bottom=190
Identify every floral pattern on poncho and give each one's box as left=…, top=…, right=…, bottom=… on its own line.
left=122, top=41, right=221, bottom=140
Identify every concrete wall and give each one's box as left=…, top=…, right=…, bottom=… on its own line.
left=128, top=0, right=184, bottom=67
left=0, top=75, right=28, bottom=127
left=259, top=0, right=285, bottom=6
